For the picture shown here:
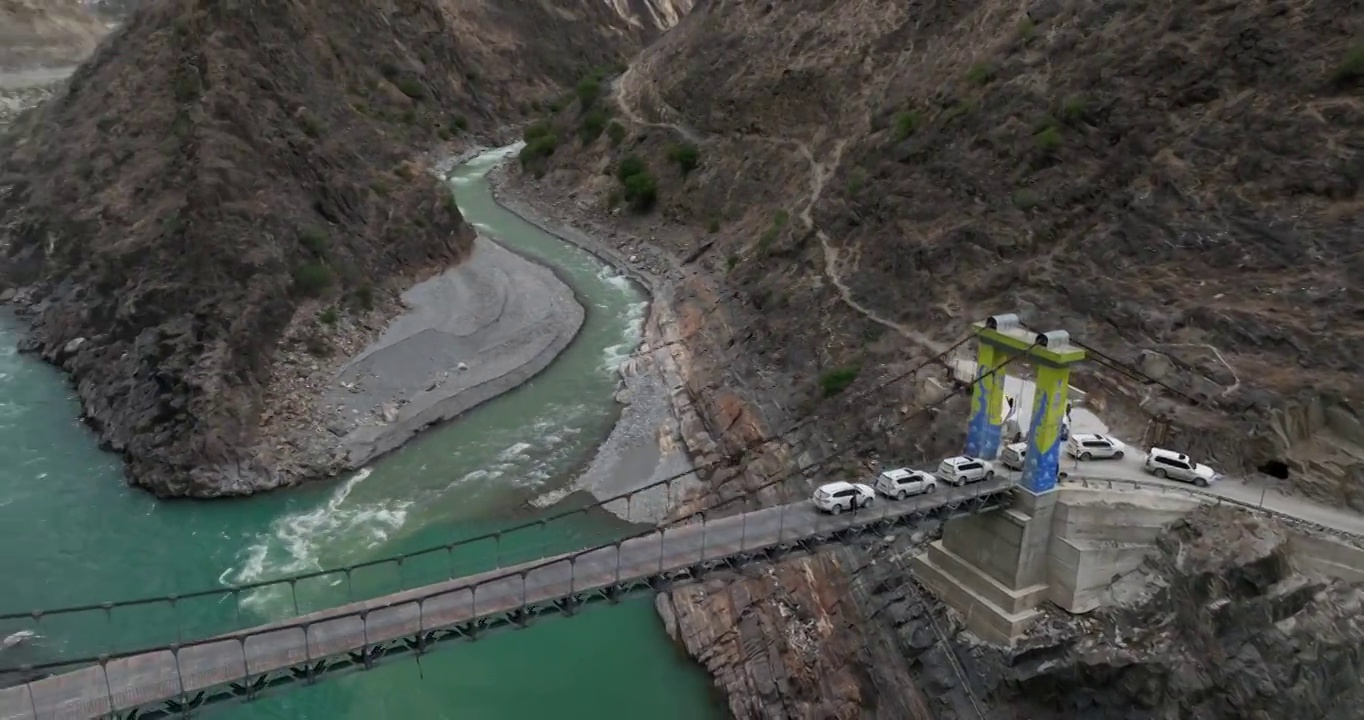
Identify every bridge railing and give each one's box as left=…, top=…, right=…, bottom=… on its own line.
left=0, top=480, right=1014, bottom=719
left=0, top=471, right=710, bottom=666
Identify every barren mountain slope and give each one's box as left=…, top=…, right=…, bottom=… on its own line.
left=0, top=0, right=109, bottom=68
left=0, top=0, right=656, bottom=497
left=531, top=0, right=1364, bottom=504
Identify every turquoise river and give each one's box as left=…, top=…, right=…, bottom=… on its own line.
left=0, top=148, right=723, bottom=718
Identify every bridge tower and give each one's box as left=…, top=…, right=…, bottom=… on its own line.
left=963, top=314, right=1085, bottom=492
left=914, top=314, right=1086, bottom=644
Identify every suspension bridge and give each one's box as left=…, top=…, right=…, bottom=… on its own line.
left=0, top=479, right=1011, bottom=719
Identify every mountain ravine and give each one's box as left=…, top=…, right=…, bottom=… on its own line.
left=0, top=0, right=680, bottom=497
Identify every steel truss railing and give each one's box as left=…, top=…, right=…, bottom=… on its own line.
left=0, top=481, right=1013, bottom=719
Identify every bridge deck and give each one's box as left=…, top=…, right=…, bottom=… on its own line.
left=0, top=480, right=1010, bottom=720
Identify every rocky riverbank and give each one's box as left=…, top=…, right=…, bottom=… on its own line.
left=485, top=159, right=716, bottom=523
left=249, top=231, right=585, bottom=494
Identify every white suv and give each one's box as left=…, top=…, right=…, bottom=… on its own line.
left=873, top=468, right=937, bottom=500
left=1066, top=433, right=1125, bottom=461
left=933, top=456, right=995, bottom=486
left=1000, top=442, right=1027, bottom=471
left=1143, top=447, right=1220, bottom=487
left=811, top=481, right=875, bottom=514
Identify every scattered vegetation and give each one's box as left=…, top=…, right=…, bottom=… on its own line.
left=349, top=283, right=376, bottom=311
left=320, top=307, right=339, bottom=325
left=819, top=366, right=860, bottom=397
left=606, top=121, right=627, bottom=146
left=1034, top=123, right=1062, bottom=153
left=1333, top=43, right=1364, bottom=87
left=892, top=110, right=921, bottom=142
left=846, top=168, right=867, bottom=194
left=576, top=76, right=602, bottom=108
left=707, top=217, right=721, bottom=234
left=1011, top=189, right=1041, bottom=210
left=520, top=121, right=559, bottom=173
left=1016, top=17, right=1036, bottom=40
left=395, top=78, right=426, bottom=100
left=666, top=143, right=700, bottom=175
left=616, top=154, right=646, bottom=182
left=965, top=62, right=996, bottom=86
left=299, top=227, right=328, bottom=256
left=758, top=209, right=789, bottom=253
left=299, top=112, right=324, bottom=138
left=580, top=109, right=609, bottom=144
left=450, top=115, right=469, bottom=132
left=293, top=263, right=333, bottom=297
left=615, top=155, right=657, bottom=212
left=1059, top=95, right=1089, bottom=124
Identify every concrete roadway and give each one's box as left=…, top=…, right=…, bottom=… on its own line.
left=988, top=366, right=1364, bottom=535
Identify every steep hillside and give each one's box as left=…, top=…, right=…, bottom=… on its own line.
left=0, top=0, right=109, bottom=68
left=525, top=0, right=1364, bottom=505
left=0, top=0, right=658, bottom=496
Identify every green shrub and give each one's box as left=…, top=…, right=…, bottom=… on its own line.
left=320, top=307, right=339, bottom=325
left=299, top=227, right=328, bottom=256
left=707, top=217, right=721, bottom=234
left=520, top=134, right=559, bottom=167
left=293, top=263, right=333, bottom=297
left=580, top=109, right=609, bottom=143
left=617, top=155, right=646, bottom=182
left=1333, top=43, right=1364, bottom=87
left=726, top=255, right=738, bottom=270
left=370, top=178, right=391, bottom=196
left=622, top=171, right=657, bottom=211
left=606, top=121, right=627, bottom=146
left=1011, top=189, right=1041, bottom=210
left=299, top=112, right=324, bottom=138
left=451, top=115, right=469, bottom=131
left=576, top=77, right=602, bottom=108
left=1034, top=125, right=1062, bottom=153
left=667, top=143, right=700, bottom=175
left=524, top=121, right=554, bottom=142
left=892, top=111, right=921, bottom=141
left=1016, top=17, right=1036, bottom=40
left=1059, top=95, right=1088, bottom=123
left=966, top=62, right=996, bottom=86
left=395, top=78, right=426, bottom=99
left=350, top=283, right=375, bottom=311
left=819, top=366, right=860, bottom=397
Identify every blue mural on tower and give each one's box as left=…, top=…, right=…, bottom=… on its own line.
left=964, top=365, right=1003, bottom=459
left=1020, top=388, right=1063, bottom=493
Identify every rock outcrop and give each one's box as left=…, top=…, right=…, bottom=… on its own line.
left=1002, top=506, right=1364, bottom=718
left=0, top=0, right=657, bottom=497
left=0, top=0, right=109, bottom=69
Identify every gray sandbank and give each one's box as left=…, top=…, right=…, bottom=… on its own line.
left=327, top=235, right=584, bottom=468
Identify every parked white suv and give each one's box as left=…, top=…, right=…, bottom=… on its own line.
left=873, top=468, right=938, bottom=500
left=1143, top=447, right=1220, bottom=487
left=811, top=481, right=875, bottom=514
left=933, top=456, right=995, bottom=486
left=1000, top=442, right=1027, bottom=471
left=1066, top=433, right=1125, bottom=461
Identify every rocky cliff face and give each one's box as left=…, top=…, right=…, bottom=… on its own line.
left=1002, top=506, right=1364, bottom=718
left=525, top=0, right=1364, bottom=502
left=0, top=0, right=109, bottom=69
left=0, top=0, right=652, bottom=496
left=654, top=506, right=1364, bottom=719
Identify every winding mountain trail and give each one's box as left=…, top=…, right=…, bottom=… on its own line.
left=1154, top=342, right=1242, bottom=398
left=612, top=70, right=949, bottom=357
